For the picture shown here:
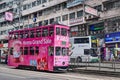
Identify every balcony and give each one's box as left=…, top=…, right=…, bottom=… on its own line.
left=22, top=0, right=67, bottom=16
left=0, top=34, right=9, bottom=40
left=101, top=8, right=120, bottom=19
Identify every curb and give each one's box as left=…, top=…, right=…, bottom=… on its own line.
left=68, top=69, right=120, bottom=77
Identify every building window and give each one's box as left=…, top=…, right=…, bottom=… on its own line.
left=62, top=2, right=67, bottom=9
left=49, top=0, right=53, bottom=2
left=32, top=1, right=37, bottom=7
left=23, top=5, right=27, bottom=10
left=77, top=10, right=83, bottom=18
left=37, top=0, right=41, bottom=5
left=69, top=12, right=75, bottom=19
left=50, top=18, right=54, bottom=24
left=94, top=5, right=102, bottom=11
left=38, top=11, right=42, bottom=16
left=56, top=16, right=61, bottom=22
left=33, top=13, right=37, bottom=17
left=44, top=20, right=48, bottom=25
left=28, top=3, right=32, bottom=9
left=55, top=4, right=61, bottom=11
left=42, top=0, right=47, bottom=3
left=104, top=1, right=120, bottom=10
left=38, top=21, right=42, bottom=26
left=62, top=14, right=68, bottom=21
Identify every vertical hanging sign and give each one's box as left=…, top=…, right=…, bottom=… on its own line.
left=5, top=12, right=13, bottom=21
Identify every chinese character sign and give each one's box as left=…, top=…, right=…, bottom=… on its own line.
left=5, top=12, right=13, bottom=21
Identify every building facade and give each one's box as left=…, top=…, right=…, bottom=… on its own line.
left=0, top=0, right=120, bottom=61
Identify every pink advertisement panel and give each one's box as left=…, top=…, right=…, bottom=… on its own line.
left=5, top=12, right=13, bottom=21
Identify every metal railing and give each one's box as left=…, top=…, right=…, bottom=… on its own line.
left=68, top=57, right=120, bottom=73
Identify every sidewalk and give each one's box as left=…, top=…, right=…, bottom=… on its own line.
left=68, top=65, right=120, bottom=77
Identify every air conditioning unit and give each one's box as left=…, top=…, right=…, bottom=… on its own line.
left=85, top=15, right=94, bottom=20
left=85, top=15, right=89, bottom=20
left=104, top=8, right=107, bottom=11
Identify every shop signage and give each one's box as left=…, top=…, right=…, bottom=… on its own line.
left=85, top=6, right=98, bottom=16
left=71, top=27, right=78, bottom=31
left=69, top=17, right=85, bottom=26
left=0, top=44, right=3, bottom=48
left=105, top=32, right=120, bottom=43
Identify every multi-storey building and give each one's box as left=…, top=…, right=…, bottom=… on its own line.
left=0, top=0, right=120, bottom=61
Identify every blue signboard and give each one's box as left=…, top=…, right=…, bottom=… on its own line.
left=105, top=32, right=120, bottom=43
left=67, top=0, right=84, bottom=8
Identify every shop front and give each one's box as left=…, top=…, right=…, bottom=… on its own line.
left=105, top=32, right=120, bottom=61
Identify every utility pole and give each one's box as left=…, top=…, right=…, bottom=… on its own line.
left=83, top=0, right=85, bottom=21
left=83, top=0, right=89, bottom=36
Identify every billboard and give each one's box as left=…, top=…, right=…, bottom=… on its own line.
left=5, top=12, right=13, bottom=21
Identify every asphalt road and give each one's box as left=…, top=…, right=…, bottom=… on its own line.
left=0, top=64, right=120, bottom=80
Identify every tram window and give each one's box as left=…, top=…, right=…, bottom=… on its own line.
left=49, top=28, right=54, bottom=36
left=12, top=35, right=14, bottom=39
left=24, top=33, right=29, bottom=38
left=24, top=47, right=28, bottom=55
left=20, top=33, right=23, bottom=39
left=62, top=48, right=67, bottom=56
left=49, top=47, right=54, bottom=56
left=35, top=47, right=39, bottom=55
left=42, top=28, right=48, bottom=37
left=14, top=33, right=18, bottom=39
left=20, top=47, right=23, bottom=55
left=30, top=31, right=34, bottom=38
left=9, top=34, right=12, bottom=40
left=61, top=28, right=67, bottom=36
left=30, top=47, right=34, bottom=55
left=56, top=27, right=60, bottom=35
left=55, top=47, right=61, bottom=56
left=10, top=47, right=13, bottom=55
left=36, top=29, right=41, bottom=37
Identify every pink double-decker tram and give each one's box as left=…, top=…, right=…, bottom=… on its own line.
left=8, top=24, right=69, bottom=72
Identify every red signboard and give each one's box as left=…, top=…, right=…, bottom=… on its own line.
left=0, top=44, right=3, bottom=48
left=85, top=6, right=98, bottom=16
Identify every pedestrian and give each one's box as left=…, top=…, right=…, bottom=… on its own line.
left=4, top=50, right=8, bottom=64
